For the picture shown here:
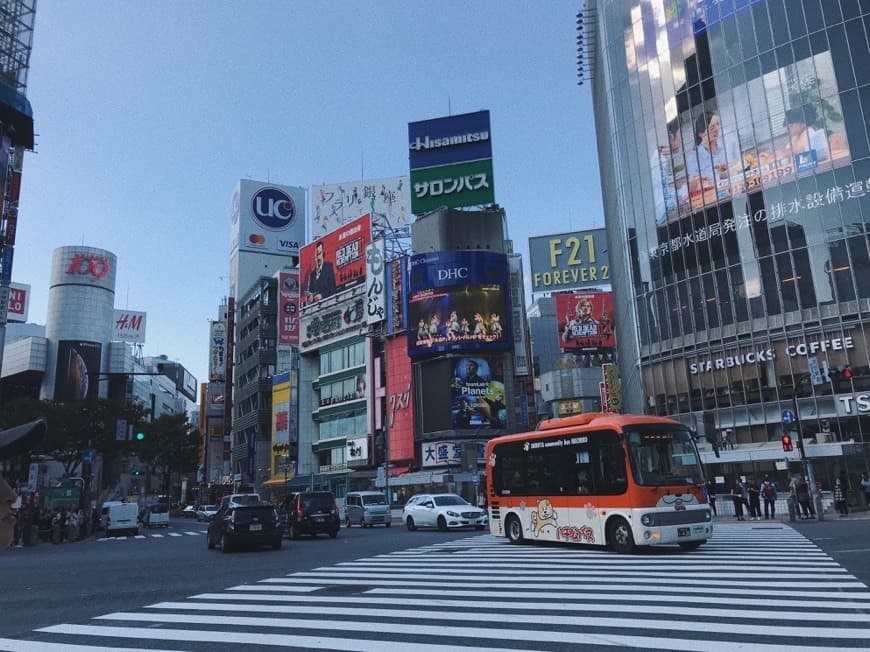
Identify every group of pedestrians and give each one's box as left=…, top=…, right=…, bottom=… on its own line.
left=728, top=475, right=779, bottom=521
left=11, top=502, right=89, bottom=546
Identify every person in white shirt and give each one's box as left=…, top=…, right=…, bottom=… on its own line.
left=784, top=104, right=830, bottom=163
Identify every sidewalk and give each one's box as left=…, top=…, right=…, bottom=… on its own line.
left=712, top=509, right=870, bottom=523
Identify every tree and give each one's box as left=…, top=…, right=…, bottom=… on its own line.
left=134, top=413, right=199, bottom=497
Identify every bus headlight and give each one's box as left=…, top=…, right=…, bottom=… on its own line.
left=641, top=514, right=655, bottom=526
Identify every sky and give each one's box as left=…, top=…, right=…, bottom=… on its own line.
left=14, top=1, right=603, bottom=391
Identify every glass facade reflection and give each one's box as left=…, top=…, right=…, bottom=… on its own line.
left=592, top=0, right=870, bottom=480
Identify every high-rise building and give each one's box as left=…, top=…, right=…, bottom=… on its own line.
left=589, top=0, right=870, bottom=484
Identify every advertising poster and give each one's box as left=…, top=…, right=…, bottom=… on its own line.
left=272, top=371, right=290, bottom=446
left=450, top=356, right=506, bottom=430
left=386, top=257, right=407, bottom=334
left=112, top=309, right=147, bottom=343
left=209, top=321, right=226, bottom=381
left=54, top=340, right=101, bottom=403
left=311, top=176, right=411, bottom=237
left=555, top=291, right=616, bottom=350
left=230, top=179, right=306, bottom=256
left=299, top=213, right=371, bottom=307
left=385, top=336, right=414, bottom=462
left=528, top=229, right=610, bottom=293
left=407, top=251, right=511, bottom=357
left=278, top=271, right=300, bottom=345
left=408, top=110, right=492, bottom=170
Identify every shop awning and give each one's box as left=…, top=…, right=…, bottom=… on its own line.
left=261, top=475, right=296, bottom=488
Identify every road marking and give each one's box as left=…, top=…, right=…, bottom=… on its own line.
left=168, top=533, right=182, bottom=537
left=150, top=534, right=164, bottom=538
left=183, top=531, right=200, bottom=536
left=0, top=639, right=182, bottom=652
left=133, top=535, right=145, bottom=539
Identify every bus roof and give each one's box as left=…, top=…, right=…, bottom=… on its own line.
left=489, top=412, right=684, bottom=446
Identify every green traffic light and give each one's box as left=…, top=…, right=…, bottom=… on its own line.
left=136, top=432, right=144, bottom=441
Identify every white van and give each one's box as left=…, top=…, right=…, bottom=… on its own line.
left=142, top=502, right=169, bottom=528
left=345, top=491, right=391, bottom=528
left=102, top=501, right=139, bottom=536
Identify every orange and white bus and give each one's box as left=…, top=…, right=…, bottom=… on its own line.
left=486, top=412, right=712, bottom=553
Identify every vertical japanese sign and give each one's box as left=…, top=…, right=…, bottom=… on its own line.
left=209, top=321, right=226, bottom=382
left=278, top=271, right=300, bottom=345
left=602, top=363, right=622, bottom=413
left=365, top=238, right=386, bottom=325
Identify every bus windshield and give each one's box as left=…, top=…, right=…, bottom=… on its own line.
left=625, top=427, right=703, bottom=486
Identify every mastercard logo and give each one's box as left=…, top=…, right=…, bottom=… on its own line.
left=249, top=234, right=266, bottom=245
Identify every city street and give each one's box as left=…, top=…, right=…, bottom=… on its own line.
left=1, top=517, right=869, bottom=651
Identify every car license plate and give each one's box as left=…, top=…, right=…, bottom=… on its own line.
left=678, top=527, right=690, bottom=537
left=249, top=524, right=262, bottom=531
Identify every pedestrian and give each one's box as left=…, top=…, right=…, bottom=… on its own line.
left=51, top=509, right=62, bottom=543
left=795, top=476, right=813, bottom=519
left=760, top=474, right=777, bottom=519
left=731, top=478, right=745, bottom=521
left=861, top=472, right=870, bottom=509
left=834, top=477, right=848, bottom=517
left=746, top=478, right=762, bottom=520
left=707, top=478, right=717, bottom=516
left=0, top=419, right=47, bottom=552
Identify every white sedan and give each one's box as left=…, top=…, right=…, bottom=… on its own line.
left=402, top=493, right=487, bottom=531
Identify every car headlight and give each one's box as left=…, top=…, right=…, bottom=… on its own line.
left=446, top=510, right=460, bottom=517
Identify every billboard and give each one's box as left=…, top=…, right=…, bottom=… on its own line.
left=421, top=440, right=486, bottom=468
left=230, top=179, right=306, bottom=256
left=555, top=291, right=616, bottom=351
left=272, top=371, right=291, bottom=446
left=407, top=251, right=510, bottom=357
left=209, top=321, right=226, bottom=381
left=365, top=239, right=386, bottom=325
left=408, top=110, right=492, bottom=170
left=7, top=281, right=28, bottom=322
left=54, top=340, right=101, bottom=403
left=409, top=110, right=495, bottom=214
left=299, top=288, right=366, bottom=350
left=278, top=271, right=300, bottom=345
left=312, top=176, right=411, bottom=237
left=385, top=336, right=414, bottom=463
left=450, top=356, right=506, bottom=430
left=299, top=213, right=371, bottom=307
left=112, top=309, right=146, bottom=343
left=528, top=229, right=610, bottom=293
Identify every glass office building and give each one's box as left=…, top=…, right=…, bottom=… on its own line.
left=591, top=0, right=870, bottom=480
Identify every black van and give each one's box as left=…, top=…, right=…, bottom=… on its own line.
left=282, top=491, right=340, bottom=539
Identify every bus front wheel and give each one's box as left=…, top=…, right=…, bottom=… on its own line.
left=505, top=515, right=524, bottom=544
left=607, top=517, right=635, bottom=554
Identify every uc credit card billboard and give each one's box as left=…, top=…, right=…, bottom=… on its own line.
left=407, top=251, right=510, bottom=357
left=231, top=179, right=306, bottom=257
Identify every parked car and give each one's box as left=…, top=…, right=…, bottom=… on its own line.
left=196, top=504, right=219, bottom=522
left=281, top=491, right=340, bottom=539
left=345, top=491, right=391, bottom=528
left=181, top=504, right=197, bottom=518
left=207, top=503, right=282, bottom=552
left=142, top=502, right=170, bottom=528
left=402, top=493, right=487, bottom=531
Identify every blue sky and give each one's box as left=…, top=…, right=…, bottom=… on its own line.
left=15, top=1, right=602, bottom=388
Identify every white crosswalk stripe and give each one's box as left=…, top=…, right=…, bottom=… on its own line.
left=96, top=529, right=203, bottom=543
left=1, top=523, right=868, bottom=651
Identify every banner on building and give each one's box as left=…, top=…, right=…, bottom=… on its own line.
left=450, top=356, right=506, bottom=430
left=602, top=363, right=622, bottom=413
left=54, top=340, right=101, bottom=403
left=6, top=281, right=28, bottom=322
left=386, top=257, right=407, bottom=334
left=528, top=229, right=610, bottom=293
left=312, top=176, right=411, bottom=237
left=365, top=238, right=386, bottom=325
left=230, top=180, right=306, bottom=257
left=278, top=272, right=300, bottom=345
left=421, top=439, right=486, bottom=468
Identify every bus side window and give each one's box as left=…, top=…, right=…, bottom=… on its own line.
left=597, top=440, right=628, bottom=494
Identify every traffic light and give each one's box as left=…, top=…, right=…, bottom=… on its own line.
left=781, top=434, right=794, bottom=452
left=136, top=431, right=145, bottom=441
left=133, top=468, right=140, bottom=476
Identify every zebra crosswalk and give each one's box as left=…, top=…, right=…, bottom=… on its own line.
left=95, top=529, right=205, bottom=542
left=1, top=523, right=868, bottom=651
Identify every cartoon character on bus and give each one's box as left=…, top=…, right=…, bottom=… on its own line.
left=530, top=499, right=558, bottom=536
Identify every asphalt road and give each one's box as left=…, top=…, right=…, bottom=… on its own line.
left=0, top=516, right=469, bottom=638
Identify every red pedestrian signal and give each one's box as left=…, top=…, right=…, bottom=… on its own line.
left=781, top=434, right=794, bottom=452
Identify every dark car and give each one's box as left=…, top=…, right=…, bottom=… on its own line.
left=281, top=491, right=340, bottom=539
left=207, top=503, right=282, bottom=552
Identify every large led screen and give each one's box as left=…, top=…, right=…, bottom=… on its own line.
left=636, top=26, right=851, bottom=225
left=407, top=251, right=511, bottom=357
left=450, top=356, right=506, bottom=430
left=554, top=291, right=616, bottom=351
left=299, top=213, right=371, bottom=307
left=54, top=340, right=101, bottom=403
